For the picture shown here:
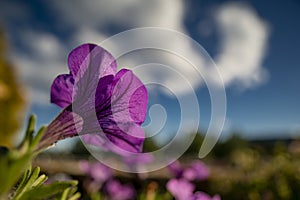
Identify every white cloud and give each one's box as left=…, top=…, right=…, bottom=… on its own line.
left=11, top=31, right=68, bottom=105
left=24, top=31, right=65, bottom=61
left=48, top=0, right=269, bottom=94
left=49, top=0, right=184, bottom=30
left=214, top=2, right=270, bottom=88
left=2, top=0, right=270, bottom=105
left=52, top=0, right=205, bottom=95
left=13, top=54, right=65, bottom=105
left=72, top=28, right=107, bottom=44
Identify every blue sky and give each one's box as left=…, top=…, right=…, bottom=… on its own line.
left=0, top=0, right=300, bottom=141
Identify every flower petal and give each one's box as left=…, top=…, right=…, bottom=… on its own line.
left=75, top=75, right=114, bottom=151
left=81, top=118, right=144, bottom=153
left=81, top=69, right=147, bottom=153
left=68, top=43, right=117, bottom=79
left=99, top=118, right=145, bottom=153
left=111, top=69, right=148, bottom=125
left=73, top=75, right=114, bottom=117
left=94, top=75, right=114, bottom=117
left=82, top=134, right=112, bottom=152
left=70, top=45, right=117, bottom=109
left=50, top=74, right=74, bottom=108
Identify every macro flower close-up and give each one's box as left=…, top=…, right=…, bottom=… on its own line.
left=1, top=0, right=300, bottom=199
left=38, top=43, right=148, bottom=153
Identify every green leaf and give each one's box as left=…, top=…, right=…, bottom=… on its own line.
left=68, top=192, right=81, bottom=200
left=18, top=115, right=36, bottom=151
left=31, top=175, right=48, bottom=187
left=60, top=187, right=80, bottom=200
left=60, top=187, right=71, bottom=200
left=0, top=116, right=46, bottom=196
left=25, top=115, right=36, bottom=141
left=30, top=126, right=46, bottom=151
left=0, top=151, right=32, bottom=195
left=18, top=181, right=78, bottom=200
left=13, top=167, right=32, bottom=197
left=14, top=166, right=40, bottom=200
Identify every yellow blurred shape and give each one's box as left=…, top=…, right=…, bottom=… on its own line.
left=0, top=28, right=26, bottom=148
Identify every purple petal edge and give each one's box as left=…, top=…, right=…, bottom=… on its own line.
left=50, top=74, right=74, bottom=108
left=68, top=43, right=117, bottom=78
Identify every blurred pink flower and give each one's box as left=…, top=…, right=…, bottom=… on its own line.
left=79, top=160, right=112, bottom=193
left=105, top=179, right=136, bottom=200
left=192, top=192, right=221, bottom=200
left=79, top=161, right=112, bottom=183
left=166, top=178, right=195, bottom=200
left=168, top=160, right=210, bottom=181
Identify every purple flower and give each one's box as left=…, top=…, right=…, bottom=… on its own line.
left=168, top=160, right=210, bottom=181
left=167, top=179, right=221, bottom=200
left=183, top=161, right=210, bottom=181
left=166, top=178, right=195, bottom=200
left=105, top=179, right=136, bottom=200
left=168, top=161, right=183, bottom=178
left=79, top=160, right=112, bottom=193
left=79, top=161, right=112, bottom=183
left=39, top=44, right=148, bottom=153
left=191, top=192, right=221, bottom=200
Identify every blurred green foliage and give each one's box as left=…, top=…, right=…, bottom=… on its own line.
left=52, top=132, right=300, bottom=199
left=0, top=28, right=26, bottom=148
left=205, top=136, right=300, bottom=200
